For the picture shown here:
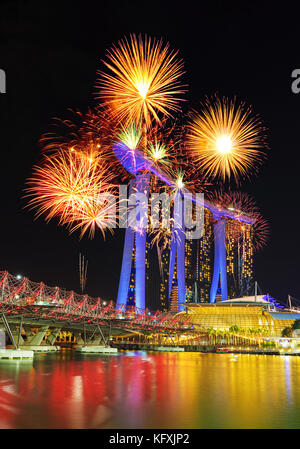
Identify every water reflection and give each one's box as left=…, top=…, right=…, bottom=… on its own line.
left=0, top=350, right=300, bottom=428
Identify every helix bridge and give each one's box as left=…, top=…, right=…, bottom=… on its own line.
left=0, top=271, right=193, bottom=338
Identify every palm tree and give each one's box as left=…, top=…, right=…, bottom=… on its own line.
left=216, top=329, right=224, bottom=345
left=206, top=327, right=214, bottom=345
left=225, top=329, right=231, bottom=345
left=229, top=325, right=239, bottom=346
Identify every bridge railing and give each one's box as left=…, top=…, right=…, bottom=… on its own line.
left=0, top=271, right=194, bottom=331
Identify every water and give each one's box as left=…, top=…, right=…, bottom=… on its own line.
left=0, top=349, right=300, bottom=429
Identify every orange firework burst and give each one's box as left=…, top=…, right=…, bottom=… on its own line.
left=186, top=96, right=267, bottom=182
left=98, top=34, right=185, bottom=128
left=25, top=149, right=116, bottom=238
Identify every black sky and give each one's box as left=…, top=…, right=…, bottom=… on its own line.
left=0, top=0, right=299, bottom=304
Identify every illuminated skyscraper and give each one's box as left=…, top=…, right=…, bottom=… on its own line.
left=127, top=236, right=136, bottom=307
left=239, top=223, right=254, bottom=296
left=159, top=242, right=170, bottom=311
left=157, top=206, right=214, bottom=309
left=194, top=208, right=213, bottom=302
left=145, top=238, right=162, bottom=311
left=226, top=220, right=254, bottom=298
left=169, top=260, right=179, bottom=312
left=185, top=238, right=193, bottom=302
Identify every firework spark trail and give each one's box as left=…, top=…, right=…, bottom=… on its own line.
left=149, top=217, right=182, bottom=275
left=186, top=96, right=267, bottom=183
left=79, top=253, right=88, bottom=292
left=98, top=34, right=185, bottom=128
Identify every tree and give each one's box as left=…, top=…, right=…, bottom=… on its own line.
left=229, top=325, right=239, bottom=345
left=207, top=327, right=217, bottom=345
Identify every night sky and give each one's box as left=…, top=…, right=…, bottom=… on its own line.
left=0, top=0, right=299, bottom=304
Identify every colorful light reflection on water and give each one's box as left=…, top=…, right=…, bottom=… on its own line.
left=0, top=350, right=300, bottom=429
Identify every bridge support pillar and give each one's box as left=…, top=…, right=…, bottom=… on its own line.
left=46, top=328, right=61, bottom=346
left=23, top=325, right=49, bottom=346
left=21, top=325, right=59, bottom=352
left=74, top=325, right=117, bottom=353
left=89, top=336, right=102, bottom=346
left=73, top=332, right=85, bottom=345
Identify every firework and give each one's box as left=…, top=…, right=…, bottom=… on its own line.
left=174, top=169, right=186, bottom=191
left=112, top=123, right=148, bottom=176
left=251, top=215, right=270, bottom=252
left=25, top=149, right=116, bottom=238
left=79, top=253, right=88, bottom=292
left=147, top=141, right=168, bottom=162
left=162, top=162, right=209, bottom=196
left=40, top=108, right=112, bottom=155
left=149, top=217, right=181, bottom=249
left=117, top=123, right=142, bottom=150
left=145, top=118, right=178, bottom=168
left=39, top=107, right=130, bottom=183
left=146, top=137, right=176, bottom=173
left=209, top=190, right=270, bottom=251
left=98, top=34, right=185, bottom=128
left=68, top=196, right=117, bottom=239
left=209, top=190, right=259, bottom=218
left=186, top=96, right=267, bottom=182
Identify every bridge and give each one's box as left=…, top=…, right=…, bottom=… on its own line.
left=0, top=271, right=193, bottom=358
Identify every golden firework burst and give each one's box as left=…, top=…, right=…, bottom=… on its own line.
left=98, top=34, right=185, bottom=128
left=186, top=96, right=267, bottom=182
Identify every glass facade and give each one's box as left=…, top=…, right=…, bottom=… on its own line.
left=226, top=220, right=254, bottom=298
left=183, top=303, right=295, bottom=337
